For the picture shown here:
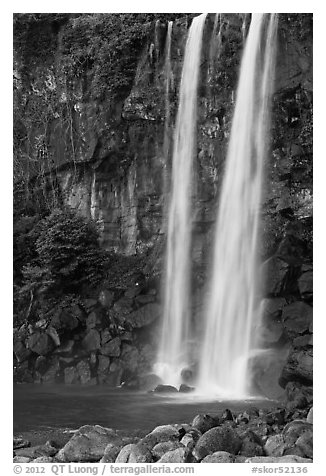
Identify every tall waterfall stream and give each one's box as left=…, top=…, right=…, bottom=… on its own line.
left=154, top=13, right=208, bottom=386
left=156, top=13, right=278, bottom=398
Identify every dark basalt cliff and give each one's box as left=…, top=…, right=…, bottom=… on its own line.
left=13, top=14, right=312, bottom=397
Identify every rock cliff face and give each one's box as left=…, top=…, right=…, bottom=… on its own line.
left=14, top=14, right=312, bottom=256
left=13, top=13, right=312, bottom=392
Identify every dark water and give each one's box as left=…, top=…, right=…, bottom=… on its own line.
left=14, top=384, right=277, bottom=434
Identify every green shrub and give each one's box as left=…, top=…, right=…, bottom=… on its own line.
left=26, top=208, right=109, bottom=293
left=15, top=208, right=110, bottom=324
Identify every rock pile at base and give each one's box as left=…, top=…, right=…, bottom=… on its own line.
left=13, top=405, right=313, bottom=464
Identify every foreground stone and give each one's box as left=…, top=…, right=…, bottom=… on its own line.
left=192, top=414, right=219, bottom=434
left=201, top=451, right=236, bottom=463
left=115, top=443, right=153, bottom=463
left=13, top=456, right=32, bottom=463
left=15, top=441, right=58, bottom=459
left=193, top=425, right=242, bottom=461
left=157, top=447, right=192, bottom=463
left=152, top=441, right=183, bottom=459
left=153, top=384, right=178, bottom=393
left=56, top=425, right=123, bottom=462
left=180, top=429, right=202, bottom=450
left=142, top=424, right=180, bottom=449
left=307, top=407, right=313, bottom=424
left=100, top=444, right=122, bottom=463
left=32, top=456, right=54, bottom=463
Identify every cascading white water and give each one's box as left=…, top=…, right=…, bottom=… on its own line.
left=197, top=14, right=278, bottom=398
left=155, top=14, right=207, bottom=387
left=162, top=21, right=173, bottom=175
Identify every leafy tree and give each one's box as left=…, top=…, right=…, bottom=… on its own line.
left=15, top=208, right=110, bottom=324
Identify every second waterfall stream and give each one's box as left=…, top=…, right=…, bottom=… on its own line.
left=197, top=13, right=278, bottom=398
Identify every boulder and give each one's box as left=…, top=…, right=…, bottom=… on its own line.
left=56, top=425, right=123, bottom=462
left=106, top=361, right=123, bottom=386
left=307, top=407, right=313, bottom=424
left=298, top=271, right=313, bottom=299
left=264, top=434, right=285, bottom=456
left=280, top=348, right=313, bottom=386
left=115, top=443, right=153, bottom=463
left=142, top=425, right=180, bottom=449
left=221, top=409, right=234, bottom=422
left=120, top=344, right=139, bottom=373
left=101, top=328, right=112, bottom=345
left=193, top=425, right=242, bottom=461
left=42, top=358, right=60, bottom=383
left=152, top=441, right=183, bottom=459
left=260, top=319, right=284, bottom=345
left=98, top=290, right=114, bottom=308
left=285, top=381, right=313, bottom=405
left=86, top=312, right=98, bottom=329
left=179, top=384, right=195, bottom=393
left=120, top=331, right=133, bottom=342
left=262, top=297, right=287, bottom=318
left=46, top=326, right=60, bottom=346
left=13, top=456, right=31, bottom=463
left=239, top=430, right=264, bottom=457
left=64, top=366, right=78, bottom=385
left=98, top=355, right=111, bottom=374
left=32, top=456, right=54, bottom=462
left=82, top=329, right=101, bottom=352
left=262, top=256, right=290, bottom=295
left=76, top=360, right=91, bottom=384
left=34, top=356, right=47, bottom=373
left=115, top=444, right=136, bottom=463
left=54, top=340, right=74, bottom=355
left=125, top=303, right=161, bottom=328
left=179, top=428, right=201, bottom=450
left=51, top=310, right=79, bottom=330
left=282, top=302, right=313, bottom=338
left=236, top=412, right=250, bottom=424
left=295, top=431, right=313, bottom=459
left=260, top=298, right=287, bottom=344
left=191, top=414, right=219, bottom=434
left=27, top=331, right=54, bottom=355
left=157, top=447, right=192, bottom=463
left=100, top=444, right=122, bottom=463
left=15, top=441, right=58, bottom=459
left=113, top=297, right=134, bottom=314
left=100, top=337, right=121, bottom=357
left=293, top=334, right=313, bottom=348
left=153, top=384, right=178, bottom=393
left=201, top=451, right=236, bottom=463
left=14, top=340, right=32, bottom=363
left=282, top=420, right=313, bottom=449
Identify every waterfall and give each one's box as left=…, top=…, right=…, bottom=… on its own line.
left=154, top=13, right=208, bottom=387
left=162, top=21, right=173, bottom=189
left=197, top=14, right=278, bottom=398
